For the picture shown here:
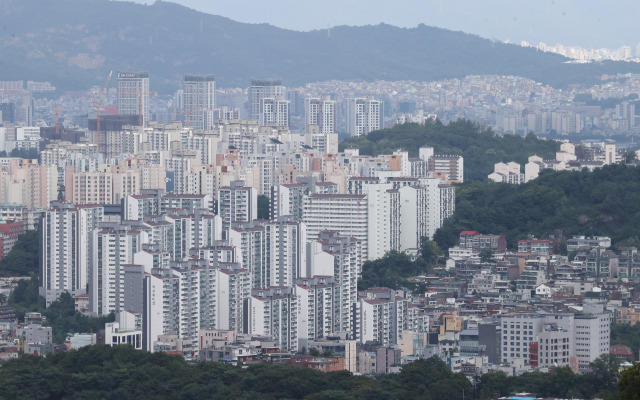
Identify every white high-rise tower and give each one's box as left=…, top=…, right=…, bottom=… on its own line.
left=183, top=74, right=216, bottom=130
left=117, top=71, right=150, bottom=127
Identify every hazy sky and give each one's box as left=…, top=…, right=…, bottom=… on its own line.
left=133, top=0, right=638, bottom=49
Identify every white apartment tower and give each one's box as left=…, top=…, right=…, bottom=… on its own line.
left=40, top=202, right=104, bottom=306
left=302, top=193, right=369, bottom=261
left=228, top=217, right=307, bottom=289
left=183, top=74, right=216, bottom=130
left=217, top=180, right=258, bottom=234
left=359, top=182, right=400, bottom=260
left=261, top=97, right=290, bottom=127
left=266, top=218, right=307, bottom=287
left=117, top=71, right=150, bottom=127
left=346, top=96, right=382, bottom=137
left=248, top=78, right=285, bottom=121
left=575, top=300, right=611, bottom=372
left=270, top=183, right=307, bottom=221
left=247, top=286, right=299, bottom=352
left=89, top=223, right=146, bottom=316
left=317, top=231, right=363, bottom=335
left=305, top=97, right=336, bottom=133
left=398, top=179, right=444, bottom=252
left=294, top=276, right=337, bottom=341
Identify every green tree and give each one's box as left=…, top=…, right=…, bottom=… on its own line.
left=625, top=150, right=638, bottom=164
left=619, top=363, right=640, bottom=400
left=612, top=323, right=640, bottom=355
left=359, top=250, right=425, bottom=290
left=420, top=238, right=439, bottom=266
left=433, top=164, right=640, bottom=251
left=10, top=148, right=40, bottom=161
left=580, top=354, right=621, bottom=398
left=556, top=239, right=568, bottom=255
left=479, top=370, right=510, bottom=399
left=479, top=248, right=493, bottom=263
left=257, top=194, right=270, bottom=220
left=340, top=119, right=559, bottom=181
left=8, top=275, right=44, bottom=320
left=0, top=230, right=40, bottom=277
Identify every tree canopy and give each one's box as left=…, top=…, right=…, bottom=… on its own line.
left=8, top=276, right=114, bottom=343
left=359, top=240, right=440, bottom=291
left=0, top=350, right=472, bottom=400
left=434, top=164, right=640, bottom=250
left=0, top=230, right=40, bottom=277
left=0, top=347, right=625, bottom=400
left=611, top=323, right=640, bottom=355
left=258, top=194, right=270, bottom=220
left=339, top=119, right=559, bottom=181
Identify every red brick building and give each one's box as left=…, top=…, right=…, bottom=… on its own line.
left=0, top=220, right=25, bottom=261
left=285, top=355, right=345, bottom=372
left=610, top=344, right=635, bottom=362
left=459, top=231, right=506, bottom=253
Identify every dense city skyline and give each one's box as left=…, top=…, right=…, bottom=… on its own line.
left=2, top=1, right=640, bottom=396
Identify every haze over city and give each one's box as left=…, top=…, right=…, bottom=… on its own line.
left=2, top=1, right=640, bottom=398
left=132, top=0, right=640, bottom=48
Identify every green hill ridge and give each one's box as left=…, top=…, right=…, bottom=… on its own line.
left=3, top=0, right=640, bottom=92
left=434, top=163, right=640, bottom=249
left=339, top=119, right=560, bottom=181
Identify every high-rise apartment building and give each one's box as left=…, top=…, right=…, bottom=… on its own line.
left=305, top=97, right=336, bottom=133
left=39, top=202, right=104, bottom=306
left=228, top=217, right=307, bottom=289
left=428, top=155, right=464, bottom=183
left=89, top=223, right=146, bottom=316
left=358, top=182, right=399, bottom=260
left=260, top=97, right=289, bottom=127
left=64, top=166, right=140, bottom=205
left=117, top=71, right=150, bottom=127
left=500, top=305, right=610, bottom=372
left=248, top=78, right=285, bottom=121
left=270, top=183, right=307, bottom=221
left=302, top=193, right=369, bottom=261
left=294, top=275, right=338, bottom=341
left=398, top=179, right=443, bottom=251
left=247, top=286, right=299, bottom=352
left=317, top=231, right=362, bottom=335
left=183, top=74, right=216, bottom=130
left=218, top=180, right=258, bottom=234
left=346, top=97, right=382, bottom=137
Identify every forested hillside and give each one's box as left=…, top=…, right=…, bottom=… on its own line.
left=339, top=120, right=559, bottom=181
left=434, top=164, right=640, bottom=249
left=0, top=345, right=626, bottom=400
left=4, top=1, right=640, bottom=91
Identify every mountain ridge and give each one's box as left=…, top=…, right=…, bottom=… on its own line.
left=2, top=0, right=640, bottom=93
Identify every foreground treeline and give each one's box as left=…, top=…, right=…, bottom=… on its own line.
left=434, top=164, right=640, bottom=249
left=339, top=119, right=559, bottom=181
left=0, top=346, right=633, bottom=400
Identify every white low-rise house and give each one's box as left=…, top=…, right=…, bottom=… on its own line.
left=535, top=284, right=552, bottom=297
left=105, top=322, right=142, bottom=350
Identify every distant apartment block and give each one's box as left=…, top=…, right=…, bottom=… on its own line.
left=459, top=231, right=506, bottom=254
left=248, top=78, right=285, bottom=122
left=182, top=74, right=216, bottom=130
left=345, top=97, right=382, bottom=137
left=117, top=71, right=150, bottom=127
